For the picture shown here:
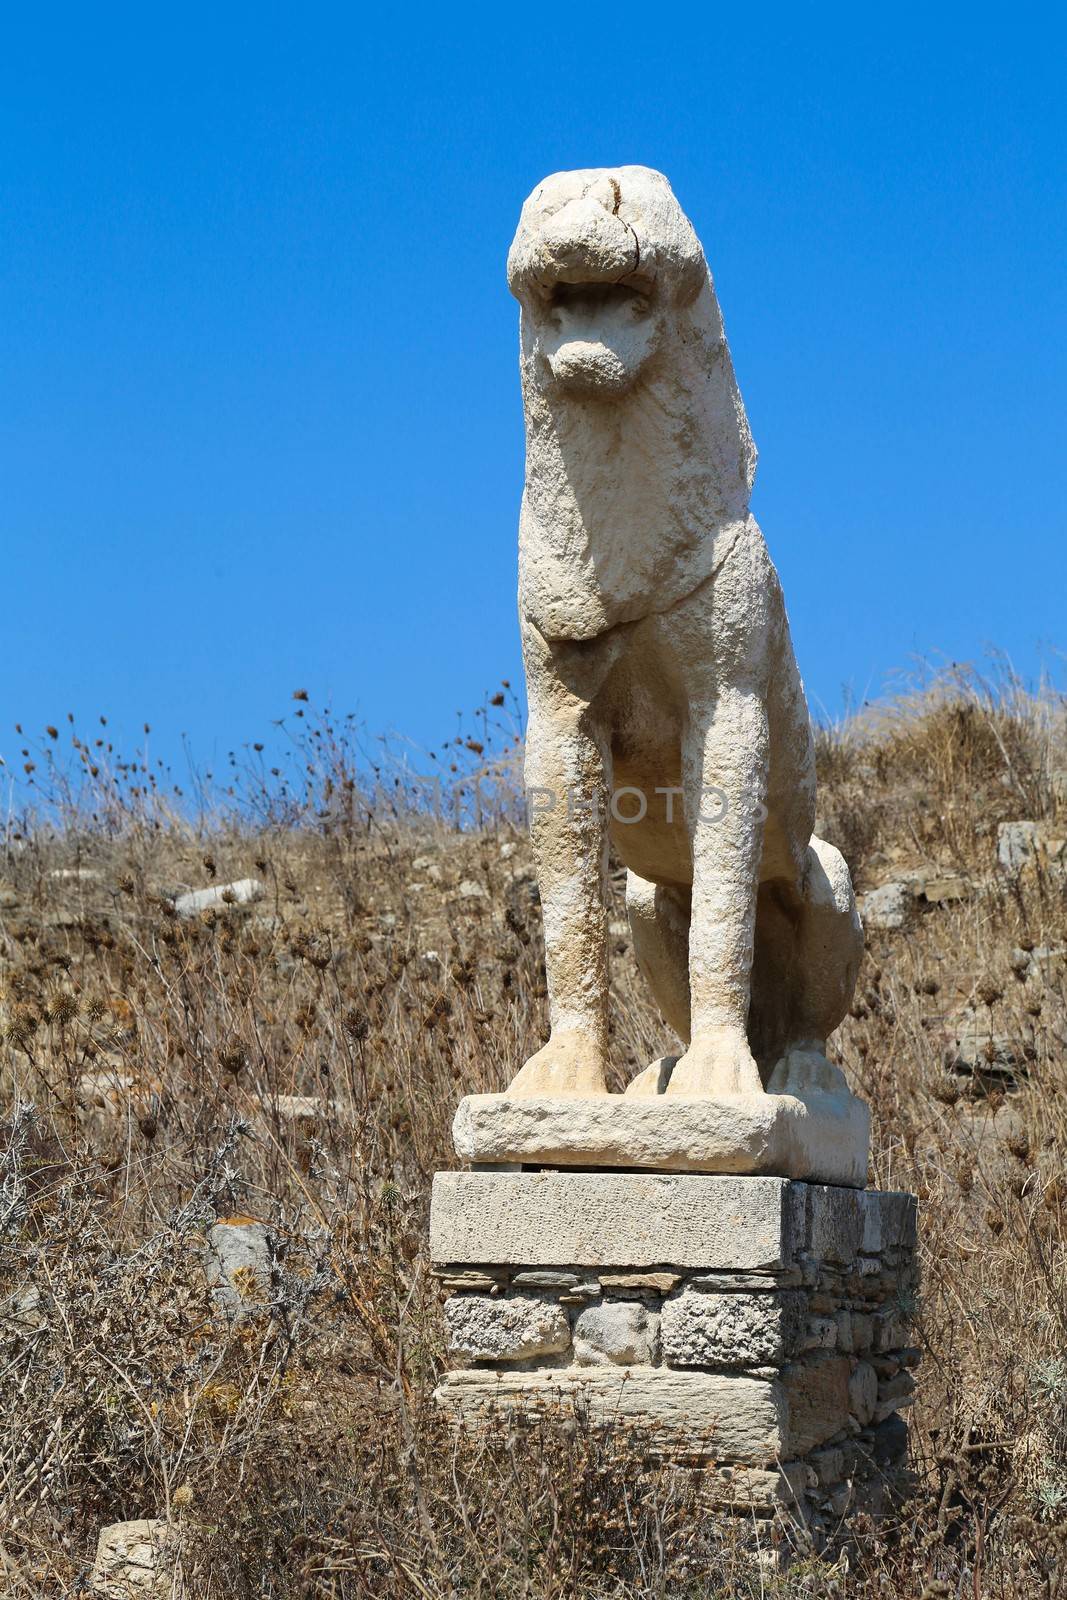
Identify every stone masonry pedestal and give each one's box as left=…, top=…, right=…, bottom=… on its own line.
left=431, top=1169, right=919, bottom=1538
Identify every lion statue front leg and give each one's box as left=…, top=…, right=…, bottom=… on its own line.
left=505, top=655, right=613, bottom=1098
left=664, top=680, right=767, bottom=1098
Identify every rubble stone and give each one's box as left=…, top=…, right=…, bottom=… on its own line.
left=781, top=1353, right=851, bottom=1453
left=849, top=1361, right=879, bottom=1426
left=573, top=1301, right=658, bottom=1366
left=445, top=1293, right=570, bottom=1362
left=662, top=1290, right=805, bottom=1368
left=599, top=1271, right=681, bottom=1295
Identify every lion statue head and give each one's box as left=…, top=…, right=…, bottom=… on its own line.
left=507, top=165, right=712, bottom=400
left=508, top=167, right=757, bottom=638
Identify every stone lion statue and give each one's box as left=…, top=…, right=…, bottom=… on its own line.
left=505, top=165, right=863, bottom=1101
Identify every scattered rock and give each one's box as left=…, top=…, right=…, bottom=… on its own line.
left=267, top=1094, right=340, bottom=1126
left=1013, top=944, right=1067, bottom=986
left=49, top=867, right=103, bottom=882
left=996, top=820, right=1067, bottom=882
left=77, top=1070, right=143, bottom=1146
left=45, top=909, right=82, bottom=929
left=173, top=878, right=264, bottom=917
left=860, top=882, right=910, bottom=931
left=78, top=1070, right=137, bottom=1112
left=945, top=1006, right=1023, bottom=1082
left=91, top=1519, right=184, bottom=1598
left=456, top=879, right=488, bottom=901
left=921, top=873, right=969, bottom=905
left=1, top=1284, right=46, bottom=1334
left=997, top=820, right=1040, bottom=878
left=204, top=1217, right=273, bottom=1311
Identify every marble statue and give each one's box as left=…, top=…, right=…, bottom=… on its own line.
left=503, top=165, right=863, bottom=1107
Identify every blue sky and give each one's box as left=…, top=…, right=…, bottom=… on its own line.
left=3, top=5, right=1065, bottom=791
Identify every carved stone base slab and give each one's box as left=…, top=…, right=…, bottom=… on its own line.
left=453, top=1089, right=869, bottom=1187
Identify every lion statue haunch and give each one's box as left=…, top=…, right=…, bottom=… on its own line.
left=505, top=165, right=863, bottom=1101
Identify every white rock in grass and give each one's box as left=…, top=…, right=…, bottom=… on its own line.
left=205, top=1217, right=272, bottom=1310
left=860, top=882, right=910, bottom=931
left=91, top=1519, right=184, bottom=1597
left=173, top=878, right=264, bottom=916
left=997, top=820, right=1040, bottom=878
left=269, top=1094, right=340, bottom=1125
left=78, top=1071, right=136, bottom=1112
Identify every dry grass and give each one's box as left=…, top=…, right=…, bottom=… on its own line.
left=2, top=672, right=1067, bottom=1597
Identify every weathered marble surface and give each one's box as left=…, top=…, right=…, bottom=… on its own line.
left=431, top=1171, right=805, bottom=1270
left=505, top=165, right=864, bottom=1112
left=431, top=1171, right=915, bottom=1270
left=91, top=1520, right=185, bottom=1598
left=453, top=1086, right=869, bottom=1185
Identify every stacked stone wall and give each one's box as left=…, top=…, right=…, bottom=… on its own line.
left=433, top=1176, right=918, bottom=1533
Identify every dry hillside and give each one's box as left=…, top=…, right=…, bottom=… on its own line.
left=2, top=672, right=1067, bottom=1597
